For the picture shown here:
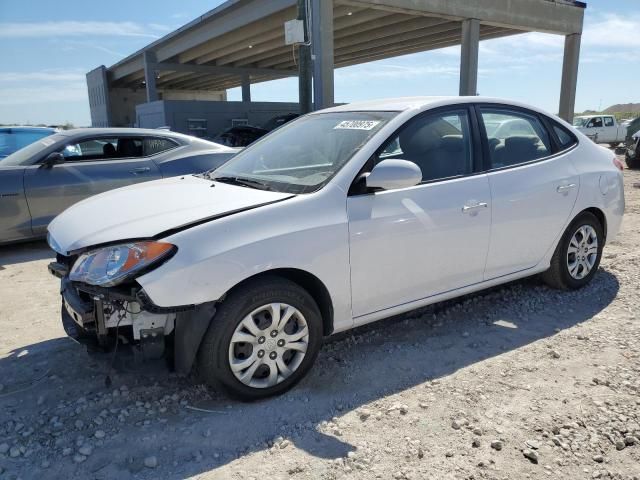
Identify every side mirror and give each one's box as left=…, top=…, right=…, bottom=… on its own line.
left=366, top=159, right=422, bottom=191
left=41, top=152, right=65, bottom=168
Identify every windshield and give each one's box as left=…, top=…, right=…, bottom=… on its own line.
left=209, top=111, right=397, bottom=194
left=1, top=133, right=67, bottom=166
left=572, top=117, right=588, bottom=127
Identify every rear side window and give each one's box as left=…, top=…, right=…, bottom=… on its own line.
left=480, top=108, right=551, bottom=169
left=62, top=137, right=143, bottom=161
left=144, top=137, right=178, bottom=156
left=604, top=117, right=615, bottom=127
left=551, top=122, right=578, bottom=150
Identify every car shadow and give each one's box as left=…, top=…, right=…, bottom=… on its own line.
left=0, top=241, right=52, bottom=270
left=0, top=270, right=619, bottom=479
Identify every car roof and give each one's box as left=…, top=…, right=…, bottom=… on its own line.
left=56, top=127, right=190, bottom=138
left=318, top=96, right=558, bottom=116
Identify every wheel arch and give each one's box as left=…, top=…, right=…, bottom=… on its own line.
left=580, top=206, right=607, bottom=241
left=221, top=268, right=335, bottom=336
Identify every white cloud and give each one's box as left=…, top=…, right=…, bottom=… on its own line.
left=583, top=13, right=640, bottom=48
left=0, top=70, right=87, bottom=106
left=0, top=21, right=170, bottom=39
left=0, top=71, right=86, bottom=83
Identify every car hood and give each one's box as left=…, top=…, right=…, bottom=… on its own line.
left=47, top=175, right=293, bottom=254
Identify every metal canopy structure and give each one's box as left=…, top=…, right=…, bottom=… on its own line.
left=88, top=0, right=586, bottom=127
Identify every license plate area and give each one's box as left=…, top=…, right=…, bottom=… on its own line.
left=63, top=291, right=95, bottom=329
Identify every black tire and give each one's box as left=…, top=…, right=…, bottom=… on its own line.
left=609, top=143, right=619, bottom=149
left=196, top=276, right=323, bottom=400
left=626, top=150, right=640, bottom=169
left=542, top=212, right=604, bottom=290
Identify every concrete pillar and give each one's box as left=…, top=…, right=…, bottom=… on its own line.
left=241, top=74, right=251, bottom=102
left=459, top=19, right=480, bottom=96
left=559, top=33, right=581, bottom=122
left=311, top=0, right=334, bottom=110
left=143, top=51, right=158, bottom=102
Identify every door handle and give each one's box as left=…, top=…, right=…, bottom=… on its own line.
left=129, top=167, right=151, bottom=174
left=462, top=202, right=488, bottom=213
left=556, top=183, right=577, bottom=193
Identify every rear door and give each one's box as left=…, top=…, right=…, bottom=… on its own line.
left=23, top=135, right=161, bottom=236
left=478, top=106, right=580, bottom=279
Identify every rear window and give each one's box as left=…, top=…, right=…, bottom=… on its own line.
left=144, top=137, right=178, bottom=156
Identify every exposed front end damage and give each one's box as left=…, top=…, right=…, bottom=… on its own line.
left=49, top=255, right=215, bottom=374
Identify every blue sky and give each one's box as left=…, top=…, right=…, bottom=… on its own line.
left=0, top=0, right=637, bottom=126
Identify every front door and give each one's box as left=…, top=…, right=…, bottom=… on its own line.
left=586, top=116, right=605, bottom=142
left=347, top=108, right=492, bottom=318
left=24, top=136, right=161, bottom=236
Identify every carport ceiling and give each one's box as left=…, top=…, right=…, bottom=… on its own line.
left=108, top=0, right=584, bottom=92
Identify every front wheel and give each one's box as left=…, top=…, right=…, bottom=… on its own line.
left=197, top=276, right=323, bottom=400
left=626, top=149, right=640, bottom=169
left=542, top=212, right=604, bottom=290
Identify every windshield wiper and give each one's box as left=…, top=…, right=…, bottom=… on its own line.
left=211, top=175, right=273, bottom=191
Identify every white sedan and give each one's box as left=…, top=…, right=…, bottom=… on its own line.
left=47, top=97, right=625, bottom=400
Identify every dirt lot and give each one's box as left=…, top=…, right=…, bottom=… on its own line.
left=1, top=153, right=639, bottom=480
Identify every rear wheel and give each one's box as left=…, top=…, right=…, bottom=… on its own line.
left=542, top=212, right=604, bottom=290
left=197, top=276, right=323, bottom=400
left=609, top=142, right=620, bottom=149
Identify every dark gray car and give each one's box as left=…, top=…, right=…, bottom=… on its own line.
left=0, top=128, right=237, bottom=244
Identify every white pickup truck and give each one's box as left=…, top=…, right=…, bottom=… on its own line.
left=572, top=114, right=628, bottom=146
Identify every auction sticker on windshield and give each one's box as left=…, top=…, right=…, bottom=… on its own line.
left=334, top=120, right=381, bottom=130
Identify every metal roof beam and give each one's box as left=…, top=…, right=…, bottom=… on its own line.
left=261, top=20, right=459, bottom=69
left=207, top=7, right=364, bottom=65
left=337, top=0, right=584, bottom=35
left=178, top=6, right=297, bottom=64
left=335, top=27, right=515, bottom=66
left=156, top=0, right=296, bottom=61
left=155, top=62, right=296, bottom=78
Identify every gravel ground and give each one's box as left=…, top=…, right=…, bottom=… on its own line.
left=0, top=152, right=639, bottom=480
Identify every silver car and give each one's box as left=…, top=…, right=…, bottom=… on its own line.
left=0, top=128, right=236, bottom=244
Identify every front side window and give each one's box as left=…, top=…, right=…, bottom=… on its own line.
left=587, top=117, right=603, bottom=128
left=480, top=109, right=551, bottom=168
left=62, top=137, right=143, bottom=161
left=604, top=117, right=615, bottom=127
left=376, top=110, right=473, bottom=183
left=210, top=111, right=397, bottom=194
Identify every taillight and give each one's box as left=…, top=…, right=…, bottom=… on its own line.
left=613, top=157, right=624, bottom=171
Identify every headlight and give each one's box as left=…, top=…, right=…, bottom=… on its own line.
left=69, top=241, right=176, bottom=287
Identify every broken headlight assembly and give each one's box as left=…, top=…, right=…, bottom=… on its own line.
left=69, top=241, right=176, bottom=287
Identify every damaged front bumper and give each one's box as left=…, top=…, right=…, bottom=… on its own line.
left=49, top=260, right=215, bottom=374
